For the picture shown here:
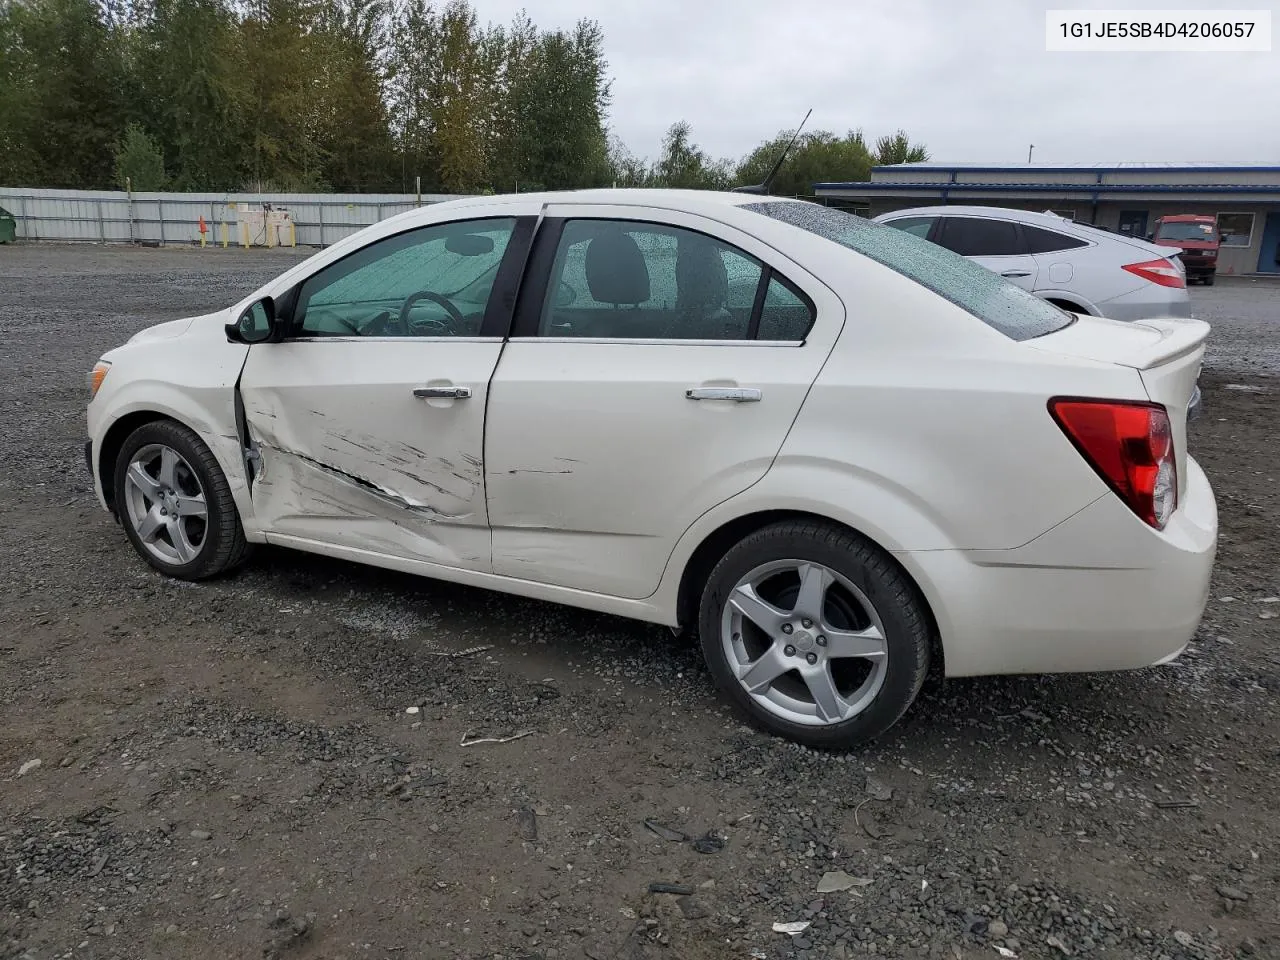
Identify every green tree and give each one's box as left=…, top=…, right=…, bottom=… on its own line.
left=736, top=128, right=873, bottom=197
left=503, top=19, right=611, bottom=191
left=652, top=121, right=731, bottom=189
left=240, top=0, right=329, bottom=190
left=311, top=0, right=397, bottom=190
left=113, top=122, right=167, bottom=189
left=0, top=0, right=128, bottom=187
left=132, top=0, right=249, bottom=190
left=873, top=129, right=929, bottom=166
left=606, top=135, right=652, bottom=188
left=0, top=2, right=41, bottom=185
left=386, top=0, right=443, bottom=190
left=430, top=0, right=501, bottom=192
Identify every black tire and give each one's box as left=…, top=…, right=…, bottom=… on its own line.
left=698, top=520, right=931, bottom=749
left=113, top=419, right=251, bottom=580
left=1203, top=274, right=1215, bottom=286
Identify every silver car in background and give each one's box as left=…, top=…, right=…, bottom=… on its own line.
left=874, top=205, right=1191, bottom=321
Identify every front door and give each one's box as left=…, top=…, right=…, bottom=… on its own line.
left=483, top=205, right=845, bottom=599
left=934, top=215, right=1039, bottom=292
left=1258, top=212, right=1280, bottom=274
left=239, top=215, right=530, bottom=570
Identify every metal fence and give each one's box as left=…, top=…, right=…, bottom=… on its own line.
left=0, top=187, right=471, bottom=247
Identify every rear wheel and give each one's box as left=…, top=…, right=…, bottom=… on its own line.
left=697, top=520, right=931, bottom=749
left=114, top=420, right=250, bottom=580
left=1203, top=274, right=1215, bottom=286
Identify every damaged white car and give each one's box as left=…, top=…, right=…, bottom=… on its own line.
left=86, top=190, right=1217, bottom=748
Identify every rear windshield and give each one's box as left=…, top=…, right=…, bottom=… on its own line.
left=1156, top=221, right=1216, bottom=242
left=744, top=201, right=1074, bottom=341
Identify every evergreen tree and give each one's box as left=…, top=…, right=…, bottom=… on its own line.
left=113, top=122, right=167, bottom=189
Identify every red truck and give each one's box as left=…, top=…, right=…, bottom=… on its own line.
left=1149, top=215, right=1220, bottom=285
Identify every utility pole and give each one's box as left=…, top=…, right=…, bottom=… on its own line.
left=1028, top=144, right=1035, bottom=163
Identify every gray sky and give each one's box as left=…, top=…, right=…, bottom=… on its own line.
left=469, top=0, right=1280, bottom=165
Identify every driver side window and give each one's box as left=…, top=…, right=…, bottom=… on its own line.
left=295, top=217, right=516, bottom=338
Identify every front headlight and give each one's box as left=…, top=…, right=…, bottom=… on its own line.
left=88, top=360, right=111, bottom=399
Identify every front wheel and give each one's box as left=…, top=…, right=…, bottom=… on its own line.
left=698, top=520, right=932, bottom=749
left=113, top=420, right=251, bottom=580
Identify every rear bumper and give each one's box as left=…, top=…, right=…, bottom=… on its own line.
left=1096, top=289, right=1193, bottom=321
left=903, top=456, right=1217, bottom=678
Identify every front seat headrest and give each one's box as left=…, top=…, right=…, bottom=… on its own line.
left=585, top=230, right=651, bottom=305
left=676, top=237, right=729, bottom=313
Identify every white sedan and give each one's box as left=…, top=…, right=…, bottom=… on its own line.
left=874, top=205, right=1192, bottom=322
left=85, top=190, right=1217, bottom=748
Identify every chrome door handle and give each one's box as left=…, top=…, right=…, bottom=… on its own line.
left=413, top=386, right=472, bottom=400
left=1000, top=270, right=1032, bottom=278
left=686, top=387, right=762, bottom=402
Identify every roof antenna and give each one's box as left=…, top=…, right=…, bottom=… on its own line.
left=732, top=108, right=813, bottom=195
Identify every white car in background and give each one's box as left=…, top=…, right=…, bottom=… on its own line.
left=874, top=205, right=1191, bottom=321
left=85, top=191, right=1216, bottom=749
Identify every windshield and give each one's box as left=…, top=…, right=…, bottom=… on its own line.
left=745, top=201, right=1073, bottom=341
left=1156, top=221, right=1217, bottom=242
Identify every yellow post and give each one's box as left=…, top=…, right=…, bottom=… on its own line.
left=199, top=230, right=206, bottom=249
left=221, top=222, right=228, bottom=248
left=288, top=220, right=296, bottom=247
left=241, top=221, right=249, bottom=249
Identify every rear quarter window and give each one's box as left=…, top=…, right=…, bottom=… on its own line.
left=1022, top=224, right=1089, bottom=254
left=744, top=201, right=1073, bottom=341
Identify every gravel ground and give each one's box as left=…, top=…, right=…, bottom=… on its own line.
left=1, top=244, right=1277, bottom=960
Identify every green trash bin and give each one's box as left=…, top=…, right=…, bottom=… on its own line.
left=0, top=206, right=16, bottom=243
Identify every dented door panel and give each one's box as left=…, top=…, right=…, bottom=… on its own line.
left=239, top=338, right=502, bottom=570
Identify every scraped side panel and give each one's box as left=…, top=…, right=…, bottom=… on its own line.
left=239, top=339, right=501, bottom=571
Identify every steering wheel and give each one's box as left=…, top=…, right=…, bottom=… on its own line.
left=399, top=290, right=467, bottom=336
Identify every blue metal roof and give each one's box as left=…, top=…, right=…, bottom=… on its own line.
left=869, top=162, right=1280, bottom=174
left=813, top=181, right=1280, bottom=194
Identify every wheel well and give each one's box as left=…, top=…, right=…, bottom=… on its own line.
left=97, top=412, right=178, bottom=513
left=674, top=510, right=943, bottom=671
left=1046, top=297, right=1089, bottom=315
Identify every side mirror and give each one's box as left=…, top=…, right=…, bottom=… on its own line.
left=225, top=297, right=277, bottom=344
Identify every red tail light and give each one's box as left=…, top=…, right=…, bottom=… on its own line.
left=1049, top=399, right=1177, bottom=529
left=1122, top=258, right=1186, bottom=288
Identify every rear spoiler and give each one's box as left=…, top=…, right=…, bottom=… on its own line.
left=1124, top=318, right=1210, bottom=370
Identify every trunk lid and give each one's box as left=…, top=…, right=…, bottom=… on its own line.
left=1029, top=315, right=1209, bottom=501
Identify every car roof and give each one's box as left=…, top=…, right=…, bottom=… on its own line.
left=877, top=205, right=1082, bottom=228
left=428, top=188, right=775, bottom=214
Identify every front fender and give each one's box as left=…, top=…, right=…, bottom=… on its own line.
left=87, top=330, right=258, bottom=536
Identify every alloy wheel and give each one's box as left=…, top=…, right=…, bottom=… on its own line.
left=122, top=443, right=209, bottom=566
left=719, top=559, right=889, bottom=726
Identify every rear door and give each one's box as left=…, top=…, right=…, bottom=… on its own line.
left=483, top=203, right=844, bottom=599
left=1021, top=222, right=1091, bottom=291
left=936, top=215, right=1039, bottom=292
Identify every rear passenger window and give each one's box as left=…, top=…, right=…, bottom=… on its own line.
left=539, top=219, right=815, bottom=342
left=938, top=217, right=1024, bottom=257
left=757, top=275, right=813, bottom=341
left=1022, top=225, right=1089, bottom=254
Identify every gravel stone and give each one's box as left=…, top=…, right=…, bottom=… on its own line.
left=0, top=251, right=1276, bottom=959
